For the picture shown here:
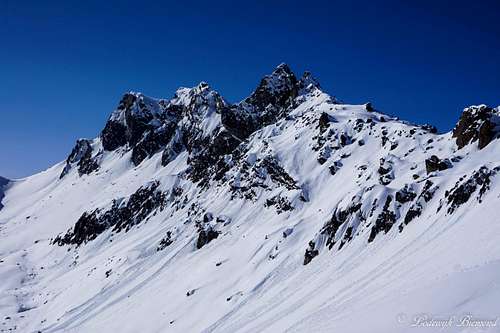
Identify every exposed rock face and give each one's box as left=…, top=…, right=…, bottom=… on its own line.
left=425, top=155, right=451, bottom=174
left=322, top=202, right=362, bottom=250
left=452, top=105, right=499, bottom=150
left=196, top=227, right=219, bottom=249
left=131, top=122, right=178, bottom=166
left=298, top=71, right=321, bottom=94
left=188, top=129, right=241, bottom=186
left=60, top=139, right=100, bottom=178
left=221, top=64, right=321, bottom=140
left=368, top=195, right=396, bottom=243
left=157, top=231, right=173, bottom=251
left=260, top=156, right=300, bottom=191
left=395, top=185, right=417, bottom=204
left=101, top=119, right=128, bottom=151
left=400, top=180, right=438, bottom=231
left=318, top=112, right=331, bottom=133
left=303, top=241, right=319, bottom=265
left=264, top=194, right=294, bottom=214
left=222, top=64, right=298, bottom=139
left=420, top=124, right=438, bottom=134
left=102, top=93, right=161, bottom=150
left=54, top=181, right=166, bottom=246
left=101, top=92, right=182, bottom=164
left=378, top=158, right=394, bottom=185
left=443, top=166, right=498, bottom=215
left=54, top=210, right=106, bottom=246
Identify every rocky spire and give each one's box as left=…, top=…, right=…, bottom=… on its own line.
left=221, top=63, right=306, bottom=139
left=298, top=71, right=321, bottom=94
left=242, top=63, right=299, bottom=112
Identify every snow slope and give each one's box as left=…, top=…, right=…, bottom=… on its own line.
left=1, top=65, right=500, bottom=333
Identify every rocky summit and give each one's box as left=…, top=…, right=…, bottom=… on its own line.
left=1, top=64, right=500, bottom=333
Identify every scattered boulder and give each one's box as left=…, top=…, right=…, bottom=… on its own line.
left=196, top=227, right=219, bottom=249
left=395, top=185, right=417, bottom=204
left=425, top=155, right=451, bottom=174
left=422, top=124, right=437, bottom=133
left=282, top=227, right=294, bottom=238
left=329, top=160, right=343, bottom=175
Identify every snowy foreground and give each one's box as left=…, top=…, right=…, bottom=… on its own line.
left=1, top=64, right=500, bottom=332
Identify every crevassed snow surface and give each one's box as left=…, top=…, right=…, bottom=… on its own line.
left=1, top=79, right=500, bottom=333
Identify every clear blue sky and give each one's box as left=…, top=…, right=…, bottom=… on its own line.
left=1, top=0, right=499, bottom=179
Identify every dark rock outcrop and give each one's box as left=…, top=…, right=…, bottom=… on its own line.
left=425, top=155, right=451, bottom=174
left=101, top=120, right=128, bottom=151
left=420, top=124, right=438, bottom=134
left=260, top=156, right=300, bottom=190
left=157, top=231, right=173, bottom=251
left=399, top=180, right=438, bottom=231
left=102, top=93, right=158, bottom=150
left=368, top=195, right=396, bottom=243
left=131, top=123, right=178, bottom=166
left=318, top=112, right=331, bottom=133
left=322, top=202, right=362, bottom=250
left=444, top=166, right=497, bottom=214
left=101, top=93, right=183, bottom=165
left=196, top=227, right=219, bottom=249
left=395, top=185, right=417, bottom=204
left=378, top=158, right=394, bottom=185
left=54, top=181, right=166, bottom=246
left=60, top=139, right=100, bottom=178
left=188, top=130, right=241, bottom=186
left=452, top=105, right=498, bottom=150
left=303, top=241, right=319, bottom=265
left=264, top=195, right=294, bottom=214
left=221, top=64, right=315, bottom=139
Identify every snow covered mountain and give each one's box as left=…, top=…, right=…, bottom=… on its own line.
left=1, top=64, right=500, bottom=333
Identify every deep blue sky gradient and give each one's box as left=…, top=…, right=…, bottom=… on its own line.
left=1, top=0, right=499, bottom=178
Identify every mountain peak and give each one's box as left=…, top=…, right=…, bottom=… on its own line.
left=298, top=71, right=321, bottom=93
left=194, top=81, right=211, bottom=93
left=273, top=62, right=293, bottom=74
left=4, top=64, right=500, bottom=333
left=263, top=63, right=297, bottom=88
